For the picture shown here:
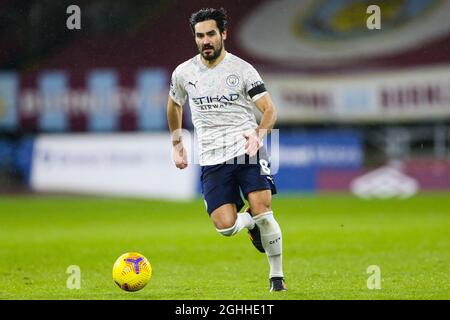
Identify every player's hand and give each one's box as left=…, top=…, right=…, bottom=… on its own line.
left=243, top=131, right=262, bottom=157
left=172, top=143, right=188, bottom=169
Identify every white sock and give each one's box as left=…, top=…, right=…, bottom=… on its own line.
left=254, top=211, right=284, bottom=278
left=239, top=211, right=255, bottom=230
left=216, top=212, right=255, bottom=236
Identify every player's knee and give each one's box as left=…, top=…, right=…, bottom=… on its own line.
left=216, top=223, right=237, bottom=237
left=211, top=211, right=236, bottom=229
left=211, top=204, right=238, bottom=236
left=250, top=204, right=272, bottom=216
left=214, top=218, right=237, bottom=236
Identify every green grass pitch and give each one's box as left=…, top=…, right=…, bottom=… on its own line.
left=0, top=192, right=449, bottom=300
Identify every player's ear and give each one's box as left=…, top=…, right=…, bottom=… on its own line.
left=222, top=29, right=227, bottom=41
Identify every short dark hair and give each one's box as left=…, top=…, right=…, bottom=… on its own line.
left=189, top=7, right=228, bottom=34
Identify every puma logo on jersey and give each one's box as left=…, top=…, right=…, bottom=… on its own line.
left=187, top=80, right=198, bottom=89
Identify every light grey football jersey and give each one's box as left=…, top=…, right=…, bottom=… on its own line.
left=169, top=52, right=267, bottom=166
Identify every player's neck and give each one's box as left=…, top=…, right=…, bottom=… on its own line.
left=201, top=49, right=227, bottom=68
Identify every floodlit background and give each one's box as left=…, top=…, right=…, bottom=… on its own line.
left=0, top=0, right=449, bottom=299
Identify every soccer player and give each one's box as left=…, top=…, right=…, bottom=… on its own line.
left=167, top=8, right=287, bottom=292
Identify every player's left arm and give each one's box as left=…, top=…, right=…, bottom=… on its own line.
left=254, top=92, right=278, bottom=139
left=243, top=93, right=278, bottom=157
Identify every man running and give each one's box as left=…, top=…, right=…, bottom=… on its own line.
left=167, top=7, right=287, bottom=292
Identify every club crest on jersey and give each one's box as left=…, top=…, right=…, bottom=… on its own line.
left=226, top=74, right=240, bottom=87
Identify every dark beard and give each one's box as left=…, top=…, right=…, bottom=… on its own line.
left=201, top=42, right=223, bottom=61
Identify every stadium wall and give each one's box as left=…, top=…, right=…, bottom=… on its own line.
left=0, top=131, right=445, bottom=198
left=29, top=133, right=197, bottom=200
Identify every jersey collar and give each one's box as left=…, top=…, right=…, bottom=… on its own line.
left=197, top=51, right=230, bottom=70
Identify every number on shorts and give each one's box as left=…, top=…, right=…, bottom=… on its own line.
left=259, top=159, right=271, bottom=175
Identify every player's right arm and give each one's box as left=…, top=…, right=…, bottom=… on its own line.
left=167, top=66, right=189, bottom=169
left=167, top=96, right=188, bottom=169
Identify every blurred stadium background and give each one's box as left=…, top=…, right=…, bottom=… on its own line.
left=0, top=0, right=449, bottom=299
left=1, top=0, right=450, bottom=196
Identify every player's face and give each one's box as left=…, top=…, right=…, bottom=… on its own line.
left=194, top=20, right=227, bottom=61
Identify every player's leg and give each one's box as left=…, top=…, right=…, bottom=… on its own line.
left=237, top=148, right=287, bottom=291
left=236, top=148, right=278, bottom=253
left=247, top=190, right=287, bottom=291
left=201, top=163, right=253, bottom=237
left=211, top=203, right=254, bottom=236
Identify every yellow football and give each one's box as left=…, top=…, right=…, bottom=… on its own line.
left=112, top=252, right=152, bottom=292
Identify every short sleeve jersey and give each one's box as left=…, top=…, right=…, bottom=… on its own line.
left=169, top=52, right=267, bottom=166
